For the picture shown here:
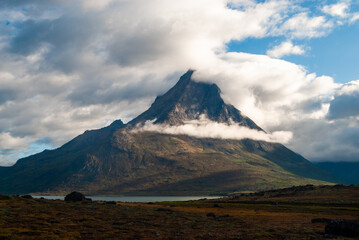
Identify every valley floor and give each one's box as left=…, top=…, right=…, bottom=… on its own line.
left=0, top=185, right=358, bottom=240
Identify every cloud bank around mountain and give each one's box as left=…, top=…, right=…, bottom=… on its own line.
left=0, top=0, right=359, bottom=165
left=132, top=116, right=293, bottom=143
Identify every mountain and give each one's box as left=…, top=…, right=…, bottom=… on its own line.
left=128, top=70, right=261, bottom=129
left=315, top=161, right=359, bottom=184
left=0, top=70, right=337, bottom=195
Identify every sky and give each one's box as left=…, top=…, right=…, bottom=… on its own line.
left=0, top=0, right=359, bottom=166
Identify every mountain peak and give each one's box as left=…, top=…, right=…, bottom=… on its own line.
left=176, top=69, right=195, bottom=85
left=128, top=70, right=262, bottom=130
left=0, top=70, right=337, bottom=195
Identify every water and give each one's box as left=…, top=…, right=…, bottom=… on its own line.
left=33, top=195, right=222, bottom=202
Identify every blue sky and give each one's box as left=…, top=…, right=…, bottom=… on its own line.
left=228, top=23, right=359, bottom=83
left=1, top=0, right=359, bottom=165
left=228, top=1, right=359, bottom=84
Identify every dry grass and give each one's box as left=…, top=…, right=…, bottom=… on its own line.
left=1, top=187, right=358, bottom=240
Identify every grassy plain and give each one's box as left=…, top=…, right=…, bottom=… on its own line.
left=0, top=185, right=358, bottom=240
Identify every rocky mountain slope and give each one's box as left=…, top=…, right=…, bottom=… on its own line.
left=0, top=70, right=337, bottom=195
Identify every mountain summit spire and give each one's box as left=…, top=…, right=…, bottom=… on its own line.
left=129, top=70, right=262, bottom=130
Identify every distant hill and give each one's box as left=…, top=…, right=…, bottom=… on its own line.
left=221, top=184, right=359, bottom=204
left=0, top=70, right=338, bottom=195
left=315, top=162, right=359, bottom=184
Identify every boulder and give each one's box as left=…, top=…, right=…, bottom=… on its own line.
left=21, top=195, right=33, bottom=199
left=64, top=191, right=86, bottom=202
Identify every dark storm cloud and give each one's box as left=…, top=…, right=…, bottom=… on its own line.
left=327, top=92, right=359, bottom=119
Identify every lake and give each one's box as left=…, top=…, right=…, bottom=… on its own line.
left=33, top=196, right=223, bottom=202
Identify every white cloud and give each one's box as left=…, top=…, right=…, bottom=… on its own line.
left=132, top=116, right=293, bottom=143
left=0, top=132, right=30, bottom=153
left=82, top=0, right=114, bottom=10
left=227, top=0, right=257, bottom=9
left=322, top=2, right=349, bottom=18
left=350, top=13, right=359, bottom=23
left=279, top=12, right=333, bottom=38
left=336, top=79, right=359, bottom=95
left=192, top=53, right=338, bottom=128
left=267, top=41, right=305, bottom=58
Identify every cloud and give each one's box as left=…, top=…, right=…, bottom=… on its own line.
left=278, top=12, right=333, bottom=38
left=278, top=118, right=359, bottom=162
left=322, top=2, right=349, bottom=18
left=0, top=132, right=30, bottom=154
left=274, top=79, right=359, bottom=162
left=351, top=13, right=359, bottom=22
left=81, top=0, right=115, bottom=10
left=132, top=116, right=293, bottom=143
left=328, top=94, right=359, bottom=119
left=327, top=80, right=359, bottom=119
left=192, top=52, right=338, bottom=128
left=0, top=0, right=357, bottom=166
left=320, top=1, right=359, bottom=25
left=227, top=0, right=257, bottom=9
left=267, top=41, right=305, bottom=58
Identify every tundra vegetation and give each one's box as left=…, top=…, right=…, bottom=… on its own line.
left=0, top=185, right=358, bottom=239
